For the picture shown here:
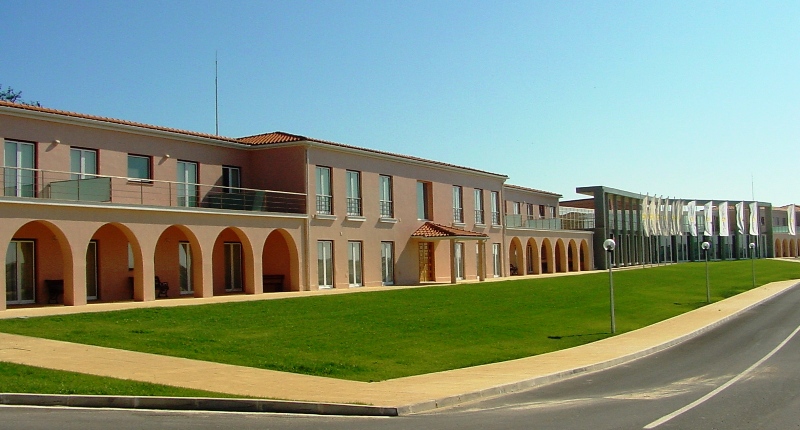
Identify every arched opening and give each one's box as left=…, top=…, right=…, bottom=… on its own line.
left=154, top=225, right=202, bottom=298
left=508, top=237, right=523, bottom=275
left=88, top=223, right=140, bottom=302
left=525, top=238, right=540, bottom=275
left=6, top=221, right=68, bottom=306
left=580, top=240, right=591, bottom=271
left=555, top=239, right=567, bottom=273
left=541, top=238, right=553, bottom=274
left=791, top=239, right=797, bottom=257
left=775, top=239, right=783, bottom=257
left=263, top=229, right=300, bottom=292
left=783, top=239, right=790, bottom=258
left=568, top=240, right=579, bottom=272
left=213, top=227, right=254, bottom=295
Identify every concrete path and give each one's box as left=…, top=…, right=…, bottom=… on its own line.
left=1, top=269, right=799, bottom=414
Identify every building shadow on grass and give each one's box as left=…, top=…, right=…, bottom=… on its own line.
left=547, top=332, right=607, bottom=340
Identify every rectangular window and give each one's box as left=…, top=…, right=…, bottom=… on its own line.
left=348, top=241, right=363, bottom=287
left=317, top=240, right=334, bottom=288
left=222, top=166, right=241, bottom=192
left=453, top=186, right=464, bottom=223
left=513, top=202, right=521, bottom=215
left=224, top=242, right=243, bottom=291
left=177, top=160, right=198, bottom=207
left=179, top=242, right=193, bottom=294
left=381, top=241, right=394, bottom=286
left=70, top=148, right=97, bottom=180
left=86, top=241, right=98, bottom=300
left=6, top=240, right=35, bottom=304
left=492, top=243, right=501, bottom=277
left=4, top=140, right=35, bottom=197
left=127, top=154, right=151, bottom=182
left=454, top=242, right=465, bottom=280
left=346, top=170, right=362, bottom=216
left=315, top=166, right=332, bottom=215
left=379, top=175, right=393, bottom=218
left=527, top=203, right=535, bottom=220
left=539, top=204, right=546, bottom=217
left=417, top=181, right=431, bottom=220
left=474, top=189, right=484, bottom=224
left=491, top=191, right=501, bottom=225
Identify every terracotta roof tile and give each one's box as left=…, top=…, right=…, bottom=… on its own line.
left=236, top=132, right=507, bottom=179
left=0, top=100, right=241, bottom=144
left=504, top=183, right=562, bottom=197
left=411, top=222, right=488, bottom=239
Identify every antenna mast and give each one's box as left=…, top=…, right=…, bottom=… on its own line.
left=215, top=51, right=219, bottom=136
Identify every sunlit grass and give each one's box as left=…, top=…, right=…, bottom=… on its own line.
left=0, top=259, right=797, bottom=382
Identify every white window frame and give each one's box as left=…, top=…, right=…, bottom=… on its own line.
left=4, top=140, right=35, bottom=197
left=346, top=170, right=362, bottom=216
left=491, top=191, right=501, bottom=225
left=222, top=166, right=241, bottom=193
left=70, top=148, right=97, bottom=180
left=224, top=242, right=243, bottom=292
left=381, top=241, right=394, bottom=286
left=454, top=242, right=465, bottom=281
left=348, top=241, right=363, bottom=287
left=453, top=186, right=464, bottom=223
left=177, top=160, right=198, bottom=207
left=492, top=243, right=501, bottom=277
left=474, top=188, right=485, bottom=224
left=316, top=166, right=332, bottom=215
left=318, top=240, right=334, bottom=288
left=379, top=175, right=393, bottom=218
left=179, top=241, right=193, bottom=294
left=6, top=240, right=35, bottom=304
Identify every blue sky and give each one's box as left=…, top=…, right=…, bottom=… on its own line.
left=2, top=1, right=798, bottom=204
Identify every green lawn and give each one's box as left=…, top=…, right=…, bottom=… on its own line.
left=0, top=361, right=240, bottom=398
left=0, top=260, right=798, bottom=383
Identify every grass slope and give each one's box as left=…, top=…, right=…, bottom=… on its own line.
left=0, top=362, right=239, bottom=398
left=0, top=260, right=798, bottom=383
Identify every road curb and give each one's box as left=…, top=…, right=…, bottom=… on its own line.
left=0, top=393, right=399, bottom=416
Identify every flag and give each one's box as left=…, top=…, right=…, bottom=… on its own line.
left=789, top=205, right=796, bottom=236
left=735, top=202, right=745, bottom=235
left=703, top=201, right=713, bottom=236
left=674, top=200, right=683, bottom=235
left=749, top=202, right=758, bottom=236
left=688, top=201, right=697, bottom=237
left=719, top=201, right=729, bottom=237
left=650, top=197, right=658, bottom=236
left=642, top=195, right=650, bottom=237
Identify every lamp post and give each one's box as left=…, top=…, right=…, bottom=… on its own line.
left=702, top=241, right=711, bottom=303
left=604, top=238, right=617, bottom=334
left=749, top=242, right=756, bottom=288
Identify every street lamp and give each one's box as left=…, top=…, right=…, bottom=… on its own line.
left=749, top=242, right=756, bottom=288
left=702, top=241, right=711, bottom=303
left=604, top=238, right=616, bottom=334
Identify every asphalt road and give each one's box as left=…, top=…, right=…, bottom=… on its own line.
left=3, top=283, right=800, bottom=430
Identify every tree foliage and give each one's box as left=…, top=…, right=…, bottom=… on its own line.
left=0, top=84, right=40, bottom=107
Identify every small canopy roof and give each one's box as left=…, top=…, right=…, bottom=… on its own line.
left=411, top=222, right=488, bottom=241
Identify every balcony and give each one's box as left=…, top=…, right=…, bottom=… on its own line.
left=505, top=213, right=596, bottom=231
left=1, top=167, right=306, bottom=214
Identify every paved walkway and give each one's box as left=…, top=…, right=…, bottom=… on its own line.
left=1, top=265, right=799, bottom=414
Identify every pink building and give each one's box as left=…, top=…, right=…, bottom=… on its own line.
left=0, top=101, right=595, bottom=311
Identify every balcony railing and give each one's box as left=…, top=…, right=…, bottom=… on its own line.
left=1, top=166, right=306, bottom=214
left=474, top=209, right=485, bottom=224
left=504, top=214, right=596, bottom=231
left=380, top=200, right=393, bottom=218
left=316, top=195, right=332, bottom=214
left=453, top=207, right=464, bottom=223
left=347, top=197, right=362, bottom=216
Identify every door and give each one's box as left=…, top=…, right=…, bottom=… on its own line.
left=4, top=141, right=35, bottom=197
left=224, top=242, right=243, bottom=291
left=348, top=241, right=363, bottom=287
left=454, top=242, right=465, bottom=280
left=6, top=240, right=35, bottom=304
left=86, top=241, right=98, bottom=300
left=381, top=242, right=394, bottom=286
left=177, top=160, right=198, bottom=207
left=419, top=242, right=435, bottom=282
left=179, top=242, right=192, bottom=294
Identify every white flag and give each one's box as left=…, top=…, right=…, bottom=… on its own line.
left=642, top=195, right=650, bottom=237
left=688, top=201, right=697, bottom=237
left=749, top=202, right=758, bottom=236
left=675, top=200, right=683, bottom=235
left=735, top=202, right=745, bottom=235
left=703, top=201, right=713, bottom=236
left=719, top=201, right=729, bottom=237
left=650, top=197, right=658, bottom=236
left=663, top=197, right=670, bottom=236
left=789, top=205, right=796, bottom=236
